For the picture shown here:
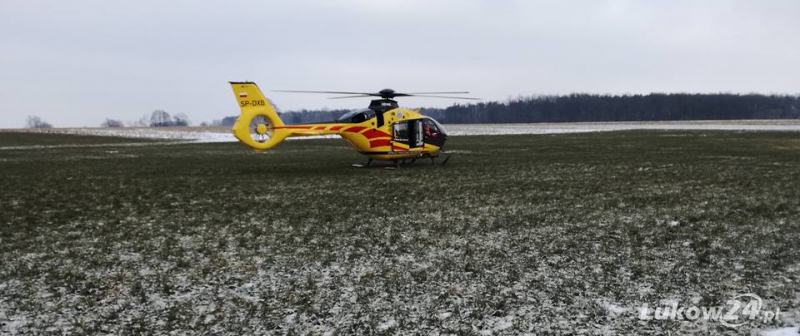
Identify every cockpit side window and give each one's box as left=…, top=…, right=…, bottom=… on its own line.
left=337, top=109, right=376, bottom=123
left=351, top=111, right=372, bottom=123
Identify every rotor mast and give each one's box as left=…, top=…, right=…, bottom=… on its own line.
left=368, top=89, right=401, bottom=126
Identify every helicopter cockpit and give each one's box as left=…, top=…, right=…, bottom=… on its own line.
left=336, top=109, right=376, bottom=123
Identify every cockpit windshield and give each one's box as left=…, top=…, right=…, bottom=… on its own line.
left=427, top=118, right=447, bottom=136
left=336, top=109, right=376, bottom=123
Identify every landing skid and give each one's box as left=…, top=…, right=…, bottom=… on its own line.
left=351, top=152, right=452, bottom=169
left=441, top=153, right=452, bottom=166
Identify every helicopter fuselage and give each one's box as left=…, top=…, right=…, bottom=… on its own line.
left=276, top=107, right=447, bottom=161
left=230, top=82, right=448, bottom=162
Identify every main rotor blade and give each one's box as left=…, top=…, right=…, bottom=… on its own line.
left=273, top=90, right=373, bottom=95
left=273, top=89, right=479, bottom=100
left=406, top=95, right=481, bottom=100
left=404, top=91, right=471, bottom=95
left=327, top=95, right=374, bottom=99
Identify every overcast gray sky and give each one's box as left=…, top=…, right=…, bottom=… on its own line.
left=1, top=0, right=799, bottom=128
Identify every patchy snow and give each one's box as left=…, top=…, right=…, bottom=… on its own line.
left=4, top=121, right=800, bottom=335
left=443, top=120, right=800, bottom=136
left=602, top=302, right=629, bottom=315
left=3, top=316, right=29, bottom=335
left=492, top=316, right=514, bottom=331
left=9, top=120, right=800, bottom=145
left=0, top=141, right=175, bottom=151
left=285, top=312, right=297, bottom=325
left=377, top=319, right=397, bottom=331
left=31, top=127, right=235, bottom=142
left=761, top=328, right=800, bottom=336
left=479, top=316, right=515, bottom=334
left=659, top=298, right=680, bottom=306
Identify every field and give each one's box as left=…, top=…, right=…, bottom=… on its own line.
left=8, top=119, right=800, bottom=143
left=1, top=130, right=800, bottom=335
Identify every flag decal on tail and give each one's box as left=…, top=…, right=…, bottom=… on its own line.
left=239, top=92, right=248, bottom=98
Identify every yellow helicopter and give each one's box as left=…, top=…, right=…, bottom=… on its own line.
left=229, top=81, right=478, bottom=166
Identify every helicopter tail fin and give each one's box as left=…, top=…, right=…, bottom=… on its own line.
left=229, top=81, right=289, bottom=151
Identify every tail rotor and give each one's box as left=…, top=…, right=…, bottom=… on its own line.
left=250, top=115, right=273, bottom=144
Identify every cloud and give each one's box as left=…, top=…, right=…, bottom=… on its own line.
left=0, top=0, right=798, bottom=127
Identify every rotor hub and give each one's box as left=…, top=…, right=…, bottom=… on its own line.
left=378, top=88, right=396, bottom=98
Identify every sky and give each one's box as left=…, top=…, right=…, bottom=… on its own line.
left=1, top=0, right=799, bottom=128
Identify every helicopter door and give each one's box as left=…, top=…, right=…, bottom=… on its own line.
left=413, top=121, right=424, bottom=148
left=392, top=120, right=424, bottom=150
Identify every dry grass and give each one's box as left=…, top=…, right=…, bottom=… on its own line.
left=1, top=130, right=799, bottom=335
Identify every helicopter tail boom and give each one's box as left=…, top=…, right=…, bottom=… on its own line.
left=230, top=81, right=289, bottom=151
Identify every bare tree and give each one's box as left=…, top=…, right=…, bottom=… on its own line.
left=130, top=114, right=149, bottom=127
left=150, top=110, right=172, bottom=127
left=172, top=113, right=191, bottom=127
left=26, top=116, right=53, bottom=129
left=101, top=119, right=124, bottom=128
left=126, top=116, right=145, bottom=127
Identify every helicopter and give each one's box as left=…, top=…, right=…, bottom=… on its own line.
left=229, top=81, right=479, bottom=166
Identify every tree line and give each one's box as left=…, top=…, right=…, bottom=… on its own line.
left=25, top=110, right=193, bottom=129
left=24, top=93, right=800, bottom=129
left=230, top=93, right=799, bottom=125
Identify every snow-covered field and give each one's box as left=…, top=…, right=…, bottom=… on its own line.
left=442, top=120, right=800, bottom=136
left=11, top=119, right=800, bottom=143
left=2, top=129, right=799, bottom=335
left=18, top=127, right=234, bottom=143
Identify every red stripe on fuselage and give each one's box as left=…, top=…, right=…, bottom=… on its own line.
left=362, top=129, right=391, bottom=139
left=369, top=139, right=391, bottom=148
left=344, top=126, right=366, bottom=133
left=274, top=126, right=313, bottom=129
